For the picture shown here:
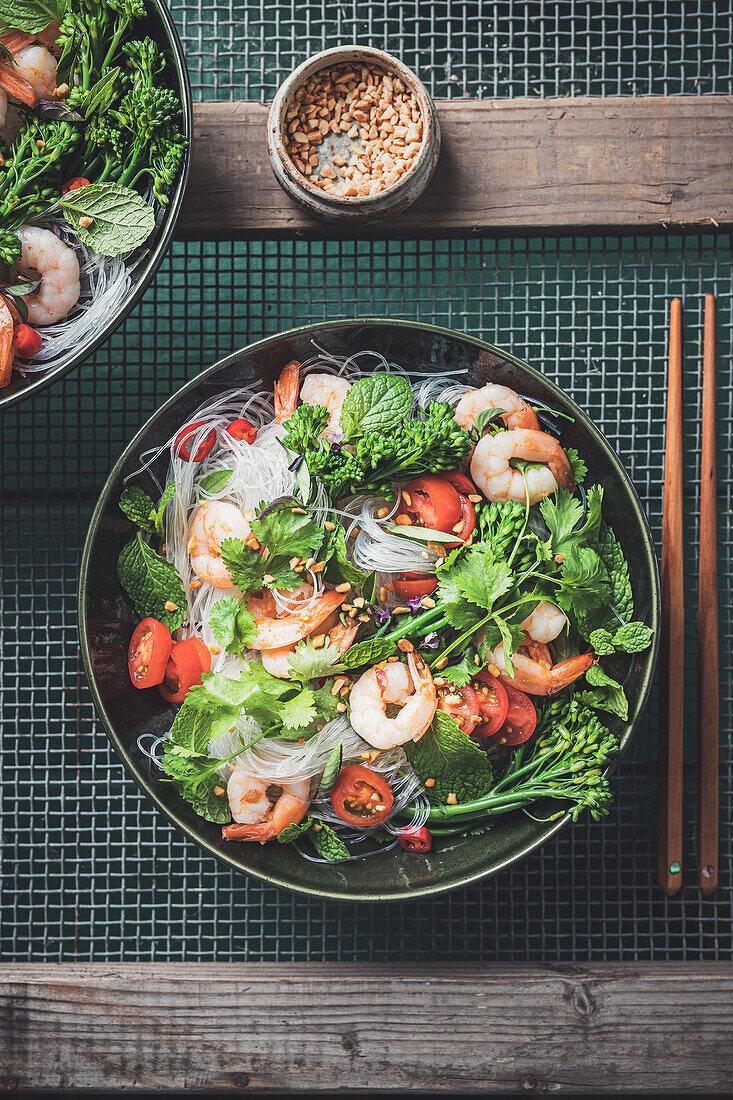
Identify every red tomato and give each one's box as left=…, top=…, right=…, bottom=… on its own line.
left=437, top=470, right=475, bottom=496
left=127, top=617, right=172, bottom=689
left=489, top=682, right=537, bottom=746
left=396, top=474, right=462, bottom=533
left=393, top=572, right=438, bottom=601
left=449, top=493, right=476, bottom=546
left=398, top=826, right=432, bottom=852
left=227, top=417, right=258, bottom=444
left=330, top=765, right=394, bottom=826
left=175, top=420, right=217, bottom=462
left=471, top=671, right=509, bottom=738
left=61, top=176, right=91, bottom=195
left=12, top=323, right=42, bottom=358
left=158, top=637, right=212, bottom=704
left=437, top=682, right=482, bottom=736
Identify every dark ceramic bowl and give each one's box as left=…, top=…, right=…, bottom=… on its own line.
left=79, top=319, right=660, bottom=902
left=0, top=0, right=192, bottom=410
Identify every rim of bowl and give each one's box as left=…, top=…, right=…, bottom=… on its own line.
left=78, top=317, right=660, bottom=902
left=0, top=0, right=193, bottom=412
left=270, top=46, right=435, bottom=207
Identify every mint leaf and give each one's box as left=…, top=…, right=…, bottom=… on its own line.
left=117, top=533, right=187, bottom=631
left=339, top=373, right=413, bottom=440
left=310, top=822, right=350, bottom=861
left=199, top=469, right=233, bottom=496
left=287, top=637, right=345, bottom=681
left=277, top=817, right=313, bottom=843
left=119, top=486, right=155, bottom=529
left=613, top=622, right=654, bottom=653
left=405, top=710, right=494, bottom=805
left=60, top=183, right=155, bottom=258
left=341, top=637, right=396, bottom=669
left=589, top=628, right=616, bottom=656
left=579, top=664, right=628, bottom=720
left=597, top=524, right=634, bottom=622
left=152, top=481, right=176, bottom=538
left=167, top=700, right=217, bottom=757
left=0, top=0, right=63, bottom=33
left=317, top=742, right=343, bottom=794
left=165, top=765, right=231, bottom=824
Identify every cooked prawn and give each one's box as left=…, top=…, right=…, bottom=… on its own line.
left=188, top=500, right=252, bottom=589
left=486, top=643, right=594, bottom=696
left=300, top=372, right=352, bottom=434
left=260, top=606, right=359, bottom=678
left=274, top=359, right=300, bottom=423
left=455, top=383, right=539, bottom=432
left=0, top=63, right=37, bottom=107
left=13, top=226, right=81, bottom=325
left=0, top=296, right=14, bottom=388
left=471, top=428, right=574, bottom=505
left=349, top=650, right=437, bottom=750
left=248, top=586, right=347, bottom=650
left=520, top=600, right=567, bottom=644
left=11, top=44, right=57, bottom=98
left=222, top=773, right=310, bottom=842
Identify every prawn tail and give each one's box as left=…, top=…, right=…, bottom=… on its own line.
left=274, top=359, right=300, bottom=423
left=330, top=619, right=359, bottom=654
left=547, top=652, right=595, bottom=694
left=407, top=649, right=434, bottom=691
left=1, top=30, right=35, bottom=53
left=0, top=63, right=37, bottom=106
left=0, top=298, right=14, bottom=388
left=222, top=821, right=276, bottom=842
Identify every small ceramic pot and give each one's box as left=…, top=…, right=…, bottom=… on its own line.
left=267, top=45, right=440, bottom=224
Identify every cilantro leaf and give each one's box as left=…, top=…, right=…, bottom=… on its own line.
left=441, top=648, right=480, bottom=688
left=566, top=448, right=588, bottom=484
left=339, top=373, right=413, bottom=440
left=405, top=710, right=494, bottom=805
left=251, top=503, right=324, bottom=560
left=164, top=763, right=231, bottom=823
left=287, top=637, right=345, bottom=681
left=279, top=687, right=317, bottom=730
left=311, top=681, right=342, bottom=724
left=555, top=545, right=610, bottom=615
left=322, top=523, right=366, bottom=587
left=209, top=597, right=257, bottom=656
left=310, top=822, right=351, bottom=861
left=438, top=543, right=513, bottom=612
left=117, top=532, right=187, bottom=631
left=220, top=538, right=264, bottom=593
left=540, top=485, right=603, bottom=557
left=119, top=485, right=155, bottom=529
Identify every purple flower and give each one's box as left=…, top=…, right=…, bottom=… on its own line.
left=326, top=431, right=345, bottom=444
left=406, top=596, right=423, bottom=612
left=422, top=632, right=440, bottom=649
left=374, top=607, right=391, bottom=625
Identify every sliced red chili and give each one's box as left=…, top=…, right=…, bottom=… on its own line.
left=175, top=420, right=217, bottom=462
left=330, top=764, right=394, bottom=827
left=398, top=826, right=432, bottom=852
left=61, top=177, right=91, bottom=195
left=227, top=418, right=258, bottom=444
left=12, top=323, right=42, bottom=358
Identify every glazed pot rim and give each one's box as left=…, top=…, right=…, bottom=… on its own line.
left=268, top=45, right=436, bottom=208
left=78, top=317, right=660, bottom=903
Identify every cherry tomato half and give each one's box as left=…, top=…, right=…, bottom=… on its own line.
left=128, top=617, right=172, bottom=689
left=437, top=681, right=482, bottom=736
left=396, top=474, right=462, bottom=533
left=449, top=493, right=477, bottom=546
left=12, top=323, right=42, bottom=358
left=175, top=420, right=217, bottom=462
left=398, top=826, right=432, bottom=853
left=393, top=572, right=438, bottom=601
left=471, top=670, right=509, bottom=738
left=227, top=418, right=258, bottom=444
left=437, top=470, right=475, bottom=496
left=490, top=682, right=537, bottom=746
left=61, top=176, right=91, bottom=195
left=330, top=764, right=394, bottom=827
left=158, top=637, right=212, bottom=704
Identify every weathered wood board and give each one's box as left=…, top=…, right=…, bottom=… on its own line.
left=180, top=97, right=733, bottom=236
left=1, top=962, right=732, bottom=1092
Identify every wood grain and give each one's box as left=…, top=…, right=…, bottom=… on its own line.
left=698, top=292, right=719, bottom=894
left=1, top=963, right=732, bottom=1092
left=179, top=97, right=733, bottom=236
left=658, top=298, right=685, bottom=896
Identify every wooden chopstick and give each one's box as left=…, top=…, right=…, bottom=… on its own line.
left=697, top=293, right=719, bottom=894
left=658, top=297, right=685, bottom=896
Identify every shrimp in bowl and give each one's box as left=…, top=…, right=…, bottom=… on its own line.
left=110, top=353, right=655, bottom=866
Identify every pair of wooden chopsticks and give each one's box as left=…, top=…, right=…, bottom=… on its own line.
left=658, top=295, right=718, bottom=896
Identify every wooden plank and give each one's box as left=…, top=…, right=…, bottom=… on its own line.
left=1, top=963, right=732, bottom=1092
left=180, top=97, right=733, bottom=237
